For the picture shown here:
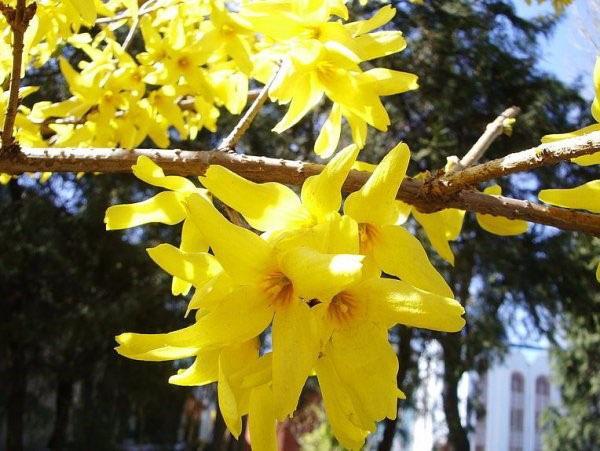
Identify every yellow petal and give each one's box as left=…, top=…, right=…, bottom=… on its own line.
left=272, top=75, right=323, bottom=133
left=372, top=225, right=454, bottom=298
left=180, top=217, right=209, bottom=252
left=147, top=244, right=223, bottom=287
left=354, top=32, right=407, bottom=62
left=104, top=191, right=187, bottom=230
left=314, top=104, right=343, bottom=158
left=412, top=208, right=466, bottom=265
left=200, top=165, right=311, bottom=232
left=195, top=286, right=273, bottom=348
left=65, top=0, right=97, bottom=25
left=541, top=123, right=600, bottom=145
left=301, top=144, right=359, bottom=220
left=475, top=185, right=529, bottom=236
left=329, top=323, right=399, bottom=425
left=325, top=74, right=390, bottom=130
left=248, top=385, right=277, bottom=451
left=272, top=213, right=359, bottom=255
left=344, top=142, right=410, bottom=226
left=279, top=247, right=364, bottom=302
left=315, top=354, right=369, bottom=450
left=345, top=111, right=368, bottom=149
left=169, top=348, right=221, bottom=386
left=596, top=262, right=600, bottom=283
left=361, top=68, right=419, bottom=96
left=538, top=180, right=600, bottom=213
left=218, top=340, right=259, bottom=438
left=132, top=155, right=197, bottom=193
left=172, top=218, right=211, bottom=296
left=186, top=193, right=272, bottom=283
left=345, top=5, right=395, bottom=36
left=356, top=278, right=465, bottom=332
left=592, top=97, right=600, bottom=123
left=115, top=323, right=202, bottom=360
left=272, top=301, right=323, bottom=420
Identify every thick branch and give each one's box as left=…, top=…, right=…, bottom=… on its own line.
left=427, top=131, right=600, bottom=196
left=2, top=146, right=599, bottom=235
left=0, top=0, right=36, bottom=154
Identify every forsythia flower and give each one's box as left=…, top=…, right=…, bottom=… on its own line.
left=244, top=3, right=418, bottom=157
left=112, top=144, right=466, bottom=450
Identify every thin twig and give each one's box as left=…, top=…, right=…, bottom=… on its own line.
left=446, top=106, right=521, bottom=173
left=2, top=136, right=600, bottom=235
left=0, top=0, right=36, bottom=155
left=95, top=1, right=182, bottom=24
left=425, top=130, right=600, bottom=197
left=121, top=0, right=159, bottom=51
left=218, top=69, right=279, bottom=151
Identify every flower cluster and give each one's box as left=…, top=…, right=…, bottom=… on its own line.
left=108, top=144, right=466, bottom=450
left=0, top=0, right=416, bottom=155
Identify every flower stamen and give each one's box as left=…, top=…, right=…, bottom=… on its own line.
left=328, top=291, right=362, bottom=328
left=261, top=271, right=294, bottom=309
left=358, top=223, right=379, bottom=254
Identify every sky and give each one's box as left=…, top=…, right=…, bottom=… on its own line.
left=515, top=0, right=599, bottom=101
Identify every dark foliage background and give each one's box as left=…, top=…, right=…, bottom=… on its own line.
left=1, top=0, right=598, bottom=450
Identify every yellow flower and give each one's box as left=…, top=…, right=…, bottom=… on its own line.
left=114, top=143, right=467, bottom=448
left=184, top=192, right=363, bottom=420
left=244, top=3, right=418, bottom=156
left=352, top=161, right=465, bottom=265
left=104, top=156, right=209, bottom=295
left=305, top=216, right=464, bottom=449
left=344, top=143, right=454, bottom=297
left=475, top=185, right=529, bottom=236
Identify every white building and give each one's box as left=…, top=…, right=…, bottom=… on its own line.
left=471, top=348, right=561, bottom=451
left=392, top=345, right=561, bottom=451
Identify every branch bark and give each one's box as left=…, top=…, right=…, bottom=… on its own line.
left=0, top=0, right=36, bottom=154
left=2, top=143, right=599, bottom=235
left=427, top=131, right=600, bottom=197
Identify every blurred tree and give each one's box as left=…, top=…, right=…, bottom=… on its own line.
left=0, top=175, right=191, bottom=450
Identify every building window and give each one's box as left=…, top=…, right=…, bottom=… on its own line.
left=509, top=372, right=525, bottom=451
left=534, top=376, right=550, bottom=451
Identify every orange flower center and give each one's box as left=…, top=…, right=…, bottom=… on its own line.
left=358, top=223, right=379, bottom=254
left=328, top=291, right=362, bottom=328
left=261, top=271, right=294, bottom=309
left=177, top=56, right=191, bottom=70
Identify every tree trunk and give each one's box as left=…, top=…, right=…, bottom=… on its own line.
left=208, top=406, right=230, bottom=451
left=5, top=181, right=26, bottom=451
left=6, top=344, right=27, bottom=451
left=378, top=327, right=414, bottom=451
left=440, top=333, right=470, bottom=451
left=48, top=374, right=74, bottom=450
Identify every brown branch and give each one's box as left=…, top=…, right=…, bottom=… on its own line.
left=1, top=146, right=599, bottom=236
left=0, top=0, right=36, bottom=155
left=218, top=70, right=278, bottom=151
left=427, top=130, right=600, bottom=197
left=450, top=106, right=521, bottom=171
